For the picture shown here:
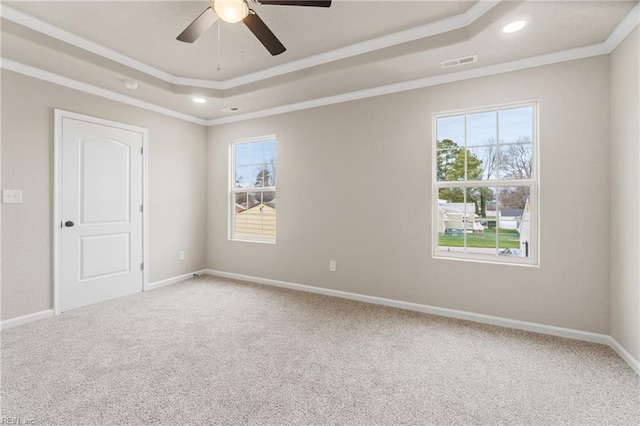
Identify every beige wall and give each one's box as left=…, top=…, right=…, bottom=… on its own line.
left=2, top=43, right=635, bottom=356
left=208, top=56, right=612, bottom=334
left=1, top=70, right=208, bottom=320
left=610, top=27, right=640, bottom=361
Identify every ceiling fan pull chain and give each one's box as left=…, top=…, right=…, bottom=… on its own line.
left=217, top=19, right=222, bottom=71
left=241, top=24, right=245, bottom=60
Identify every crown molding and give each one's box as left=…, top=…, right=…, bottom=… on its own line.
left=2, top=4, right=636, bottom=128
left=206, top=4, right=639, bottom=126
left=0, top=40, right=617, bottom=129
left=206, top=42, right=611, bottom=126
left=603, top=2, right=640, bottom=52
left=0, top=1, right=499, bottom=91
left=0, top=58, right=208, bottom=126
left=0, top=3, right=182, bottom=85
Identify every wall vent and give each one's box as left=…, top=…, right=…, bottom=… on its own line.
left=441, top=55, right=478, bottom=69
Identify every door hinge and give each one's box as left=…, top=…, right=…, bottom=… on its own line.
left=141, top=147, right=144, bottom=155
left=140, top=204, right=143, bottom=212
left=141, top=262, right=144, bottom=271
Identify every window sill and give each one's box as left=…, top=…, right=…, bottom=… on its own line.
left=433, top=251, right=539, bottom=267
left=229, top=237, right=276, bottom=245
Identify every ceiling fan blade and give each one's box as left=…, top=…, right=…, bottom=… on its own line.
left=243, top=11, right=286, bottom=56
left=177, top=7, right=218, bottom=43
left=257, top=0, right=331, bottom=6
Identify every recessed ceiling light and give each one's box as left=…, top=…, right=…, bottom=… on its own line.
left=122, top=80, right=138, bottom=90
left=192, top=97, right=207, bottom=104
left=502, top=20, right=526, bottom=34
left=221, top=107, right=241, bottom=113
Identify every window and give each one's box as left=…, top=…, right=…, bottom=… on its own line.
left=433, top=102, right=537, bottom=264
left=230, top=137, right=276, bottom=242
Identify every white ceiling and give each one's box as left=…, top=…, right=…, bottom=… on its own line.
left=1, top=1, right=638, bottom=123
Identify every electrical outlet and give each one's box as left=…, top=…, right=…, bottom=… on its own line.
left=329, top=260, right=336, bottom=272
left=179, top=251, right=185, bottom=261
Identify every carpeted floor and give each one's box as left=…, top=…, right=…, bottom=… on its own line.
left=1, top=275, right=639, bottom=425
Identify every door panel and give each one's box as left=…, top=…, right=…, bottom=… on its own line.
left=79, top=233, right=131, bottom=280
left=81, top=139, right=131, bottom=224
left=61, top=117, right=144, bottom=312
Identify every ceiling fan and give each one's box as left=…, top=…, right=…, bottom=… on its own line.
left=177, top=0, right=332, bottom=56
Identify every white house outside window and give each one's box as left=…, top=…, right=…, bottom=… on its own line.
left=433, top=102, right=538, bottom=265
left=231, top=137, right=276, bottom=242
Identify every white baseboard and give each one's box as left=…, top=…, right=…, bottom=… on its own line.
left=3, top=271, right=638, bottom=375
left=1, top=309, right=54, bottom=330
left=607, top=336, right=640, bottom=375
left=1, top=270, right=205, bottom=329
left=147, top=269, right=208, bottom=291
left=204, top=269, right=640, bottom=374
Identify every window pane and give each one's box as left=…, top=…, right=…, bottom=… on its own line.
left=464, top=148, right=484, bottom=181
left=247, top=191, right=261, bottom=209
left=235, top=165, right=251, bottom=188
left=243, top=165, right=262, bottom=188
left=254, top=166, right=275, bottom=187
left=254, top=168, right=266, bottom=187
left=519, top=197, right=533, bottom=258
left=235, top=143, right=250, bottom=166
left=437, top=186, right=465, bottom=204
left=263, top=140, right=276, bottom=186
left=464, top=187, right=498, bottom=255
left=467, top=146, right=498, bottom=181
left=262, top=191, right=276, bottom=238
left=237, top=191, right=261, bottom=237
left=499, top=106, right=533, bottom=144
left=269, top=163, right=276, bottom=186
left=262, top=191, right=276, bottom=204
left=437, top=188, right=480, bottom=252
left=498, top=144, right=533, bottom=180
left=467, top=111, right=496, bottom=147
left=234, top=192, right=249, bottom=237
left=263, top=139, right=276, bottom=163
left=485, top=189, right=498, bottom=232
left=235, top=192, right=247, bottom=209
left=437, top=188, right=466, bottom=253
left=497, top=186, right=531, bottom=258
left=436, top=148, right=464, bottom=181
left=437, top=115, right=465, bottom=146
left=250, top=141, right=264, bottom=165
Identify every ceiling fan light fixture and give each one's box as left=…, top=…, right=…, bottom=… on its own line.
left=213, top=0, right=249, bottom=24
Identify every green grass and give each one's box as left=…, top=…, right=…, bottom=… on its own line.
left=438, top=229, right=520, bottom=248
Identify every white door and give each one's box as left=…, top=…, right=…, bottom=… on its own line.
left=60, top=115, right=144, bottom=312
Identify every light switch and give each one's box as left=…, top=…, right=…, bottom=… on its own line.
left=2, top=189, right=23, bottom=204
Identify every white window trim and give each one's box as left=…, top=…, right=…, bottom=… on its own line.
left=228, top=135, right=277, bottom=244
left=432, top=100, right=540, bottom=266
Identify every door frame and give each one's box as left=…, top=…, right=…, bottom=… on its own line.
left=53, top=109, right=149, bottom=315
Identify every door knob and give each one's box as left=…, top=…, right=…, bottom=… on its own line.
left=65, top=221, right=75, bottom=227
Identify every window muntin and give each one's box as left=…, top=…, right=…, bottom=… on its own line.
left=434, top=103, right=537, bottom=264
left=231, top=137, right=276, bottom=242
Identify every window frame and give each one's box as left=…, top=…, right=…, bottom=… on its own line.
left=432, top=101, right=539, bottom=266
left=229, top=135, right=277, bottom=244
